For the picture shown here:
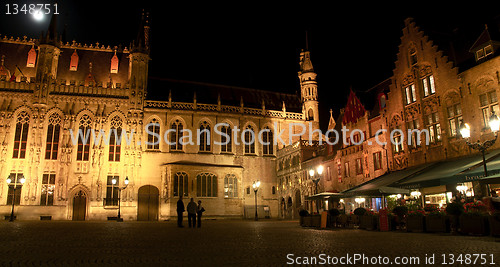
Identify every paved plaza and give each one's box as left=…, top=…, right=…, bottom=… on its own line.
left=0, top=220, right=499, bottom=266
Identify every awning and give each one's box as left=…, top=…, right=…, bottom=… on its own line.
left=478, top=173, right=500, bottom=184
left=446, top=151, right=500, bottom=183
left=341, top=163, right=436, bottom=197
left=397, top=149, right=500, bottom=189
left=306, top=192, right=344, bottom=201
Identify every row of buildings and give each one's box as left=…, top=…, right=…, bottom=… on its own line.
left=277, top=18, right=500, bottom=218
left=2, top=13, right=500, bottom=221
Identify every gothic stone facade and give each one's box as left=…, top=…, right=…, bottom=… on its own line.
left=0, top=22, right=319, bottom=220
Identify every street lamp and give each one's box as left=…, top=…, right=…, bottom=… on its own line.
left=309, top=165, right=323, bottom=214
left=6, top=175, right=25, bottom=222
left=112, top=176, right=129, bottom=222
left=459, top=111, right=499, bottom=197
left=252, top=181, right=260, bottom=221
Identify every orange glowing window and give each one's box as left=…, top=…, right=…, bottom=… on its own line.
left=70, top=50, right=79, bottom=71
left=110, top=53, right=119, bottom=74
left=26, top=47, right=37, bottom=67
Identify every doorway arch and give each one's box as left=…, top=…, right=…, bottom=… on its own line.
left=294, top=190, right=301, bottom=219
left=72, top=190, right=87, bottom=221
left=137, top=185, right=159, bottom=221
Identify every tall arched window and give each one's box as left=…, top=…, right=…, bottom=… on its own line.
left=110, top=52, right=119, bottom=74
left=147, top=118, right=160, bottom=150
left=224, top=174, right=238, bottom=198
left=197, top=173, right=217, bottom=197
left=220, top=124, right=232, bottom=153
left=173, top=172, right=188, bottom=197
left=76, top=114, right=92, bottom=161
left=12, top=111, right=30, bottom=159
left=199, top=121, right=211, bottom=152
left=170, top=119, right=183, bottom=151
left=262, top=126, right=273, bottom=155
left=109, top=116, right=122, bottom=162
left=69, top=50, right=79, bottom=71
left=244, top=125, right=255, bottom=154
left=45, top=113, right=61, bottom=160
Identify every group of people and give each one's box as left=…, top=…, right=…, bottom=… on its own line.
left=176, top=196, right=205, bottom=228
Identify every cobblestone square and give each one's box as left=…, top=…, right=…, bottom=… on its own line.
left=0, top=220, right=499, bottom=266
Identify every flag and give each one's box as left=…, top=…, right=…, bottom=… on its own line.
left=9, top=65, right=24, bottom=82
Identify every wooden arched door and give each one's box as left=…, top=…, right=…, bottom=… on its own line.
left=137, top=185, right=159, bottom=221
left=72, top=190, right=86, bottom=221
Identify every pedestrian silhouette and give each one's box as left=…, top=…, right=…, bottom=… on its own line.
left=187, top=198, right=197, bottom=228
left=177, top=196, right=185, bottom=227
left=197, top=200, right=205, bottom=228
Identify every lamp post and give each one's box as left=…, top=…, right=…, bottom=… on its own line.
left=459, top=111, right=499, bottom=197
left=112, top=176, right=129, bottom=222
left=252, top=181, right=260, bottom=221
left=6, top=175, right=25, bottom=222
left=309, top=165, right=323, bottom=214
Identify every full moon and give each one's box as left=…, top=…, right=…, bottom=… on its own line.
left=33, top=10, right=44, bottom=21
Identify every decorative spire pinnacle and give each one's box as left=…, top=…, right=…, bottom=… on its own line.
left=39, top=14, right=59, bottom=46
left=131, top=9, right=150, bottom=54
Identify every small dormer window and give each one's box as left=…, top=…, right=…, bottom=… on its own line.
left=110, top=52, right=119, bottom=74
left=485, top=45, right=494, bottom=56
left=408, top=43, right=418, bottom=66
left=477, top=49, right=485, bottom=60
left=69, top=50, right=79, bottom=71
left=26, top=46, right=36, bottom=68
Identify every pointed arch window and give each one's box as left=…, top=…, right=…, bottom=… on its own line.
left=197, top=173, right=217, bottom=197
left=45, top=113, right=61, bottom=160
left=76, top=114, right=92, bottom=161
left=199, top=121, right=211, bottom=152
left=244, top=125, right=256, bottom=154
left=26, top=46, right=37, bottom=68
left=173, top=172, right=188, bottom=197
left=110, top=52, right=119, bottom=74
left=147, top=118, right=160, bottom=150
left=262, top=126, right=274, bottom=155
left=108, top=116, right=122, bottom=162
left=220, top=124, right=232, bottom=153
left=69, top=50, right=79, bottom=71
left=170, top=119, right=183, bottom=151
left=224, top=174, right=238, bottom=198
left=12, top=111, right=30, bottom=159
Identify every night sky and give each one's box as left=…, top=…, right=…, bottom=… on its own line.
left=2, top=1, right=500, bottom=130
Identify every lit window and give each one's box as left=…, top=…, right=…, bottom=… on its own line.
left=392, top=126, right=404, bottom=153
left=173, top=172, right=188, bottom=197
left=344, top=162, right=350, bottom=178
left=426, top=112, right=441, bottom=143
left=406, top=119, right=420, bottom=149
left=13, top=111, right=30, bottom=159
left=422, top=75, right=436, bottom=97
left=480, top=91, right=499, bottom=128
left=447, top=104, right=462, bottom=137
left=197, top=173, right=217, bottom=197
left=105, top=176, right=119, bottom=206
left=45, top=113, right=61, bottom=160
left=69, top=50, right=79, bottom=71
left=26, top=46, right=36, bottom=67
left=6, top=173, right=24, bottom=205
left=76, top=114, right=92, bottom=161
left=373, top=152, right=382, bottom=170
left=40, top=173, right=56, bottom=206
left=147, top=118, right=160, bottom=150
left=224, top=174, right=238, bottom=198
left=404, top=84, right=417, bottom=105
left=108, top=116, right=122, bottom=162
left=170, top=120, right=183, bottom=151
left=110, top=52, right=119, bottom=74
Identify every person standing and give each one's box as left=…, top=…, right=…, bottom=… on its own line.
left=187, top=198, right=197, bottom=228
left=177, top=196, right=185, bottom=228
left=196, top=200, right=205, bottom=228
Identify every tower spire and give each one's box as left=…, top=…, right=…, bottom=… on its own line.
left=131, top=9, right=150, bottom=54
left=40, top=14, right=59, bottom=47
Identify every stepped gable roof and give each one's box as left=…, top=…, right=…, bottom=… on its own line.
left=147, top=77, right=302, bottom=113
left=358, top=78, right=391, bottom=119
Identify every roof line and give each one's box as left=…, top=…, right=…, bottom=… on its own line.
left=149, top=77, right=298, bottom=96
